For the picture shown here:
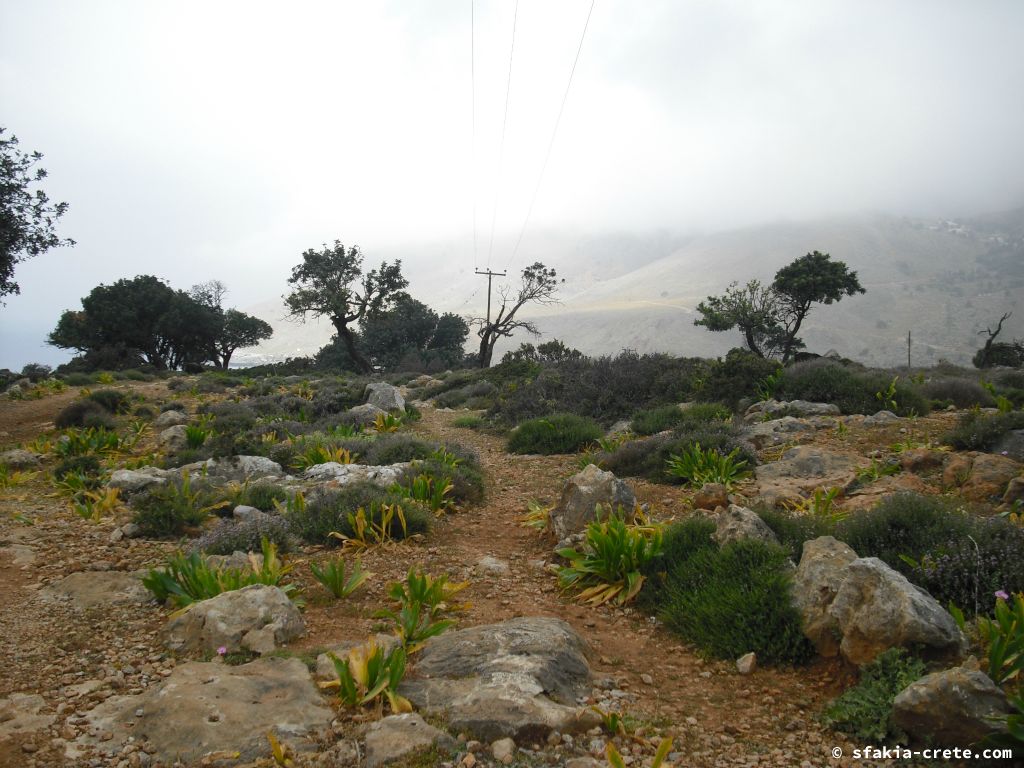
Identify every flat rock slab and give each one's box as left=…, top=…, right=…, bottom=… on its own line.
left=755, top=446, right=861, bottom=502
left=78, top=657, right=332, bottom=764
left=40, top=571, right=151, bottom=609
left=303, top=462, right=410, bottom=486
left=399, top=617, right=598, bottom=741
left=365, top=713, right=454, bottom=768
left=0, top=694, right=55, bottom=742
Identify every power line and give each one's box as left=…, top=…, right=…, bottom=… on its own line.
left=506, top=0, right=595, bottom=272
left=485, top=0, right=519, bottom=269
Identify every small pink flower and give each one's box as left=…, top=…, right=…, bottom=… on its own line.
left=1001, top=451, right=1009, bottom=456
left=995, top=590, right=1010, bottom=601
left=217, top=646, right=227, bottom=656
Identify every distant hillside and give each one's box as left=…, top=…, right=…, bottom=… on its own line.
left=237, top=209, right=1024, bottom=368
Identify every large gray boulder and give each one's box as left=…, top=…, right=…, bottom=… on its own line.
left=40, top=571, right=152, bottom=609
left=303, top=461, right=410, bottom=487
left=0, top=449, right=41, bottom=470
left=828, top=558, right=967, bottom=665
left=744, top=399, right=840, bottom=423
left=791, top=537, right=858, bottom=657
left=892, top=664, right=1012, bottom=746
left=207, top=454, right=284, bottom=481
left=108, top=466, right=169, bottom=494
left=77, top=658, right=332, bottom=764
left=347, top=402, right=388, bottom=427
left=713, top=505, right=779, bottom=547
left=551, top=464, right=637, bottom=539
left=153, top=409, right=188, bottom=428
left=157, top=424, right=188, bottom=452
left=743, top=416, right=814, bottom=448
left=399, top=617, right=599, bottom=741
left=164, top=584, right=305, bottom=656
left=366, top=382, right=406, bottom=412
left=755, top=446, right=860, bottom=504
left=364, top=714, right=454, bottom=768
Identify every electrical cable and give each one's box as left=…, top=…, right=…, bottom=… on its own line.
left=485, top=0, right=519, bottom=269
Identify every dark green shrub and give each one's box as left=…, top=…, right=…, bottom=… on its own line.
left=121, top=369, right=151, bottom=381
left=838, top=493, right=973, bottom=571
left=758, top=507, right=835, bottom=559
left=55, top=400, right=110, bottom=429
left=81, top=410, right=117, bottom=430
left=133, top=405, right=156, bottom=419
left=130, top=477, right=214, bottom=538
left=287, top=483, right=430, bottom=545
left=203, top=402, right=258, bottom=434
left=655, top=536, right=814, bottom=664
left=944, top=410, right=1024, bottom=452
left=192, top=516, right=293, bottom=555
left=778, top=361, right=927, bottom=416
left=243, top=482, right=289, bottom=511
left=62, top=372, right=94, bottom=386
left=697, top=349, right=781, bottom=408
left=87, top=389, right=131, bottom=414
left=166, top=377, right=191, bottom=391
left=401, top=459, right=486, bottom=505
left=599, top=425, right=755, bottom=484
left=638, top=517, right=716, bottom=609
left=160, top=401, right=187, bottom=412
left=364, top=434, right=437, bottom=465
left=21, top=363, right=52, bottom=381
left=507, top=413, right=603, bottom=455
left=919, top=377, right=994, bottom=409
left=823, top=649, right=926, bottom=741
left=53, top=454, right=102, bottom=482
left=632, top=403, right=732, bottom=436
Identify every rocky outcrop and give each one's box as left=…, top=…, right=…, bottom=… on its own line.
left=303, top=461, right=410, bottom=486
left=0, top=449, right=41, bottom=469
left=347, top=403, right=388, bottom=427
left=366, top=382, right=406, bottom=412
left=828, top=558, right=967, bottom=665
left=744, top=399, right=840, bottom=423
left=40, top=571, right=152, bottom=609
left=206, top=455, right=284, bottom=481
left=108, top=467, right=169, bottom=494
left=864, top=410, right=900, bottom=427
left=713, top=505, right=779, bottom=547
left=364, top=714, right=454, bottom=768
left=157, top=424, right=188, bottom=452
left=791, top=537, right=858, bottom=657
left=77, top=658, right=331, bottom=764
left=755, top=446, right=860, bottom=505
left=692, top=483, right=729, bottom=511
left=943, top=452, right=1020, bottom=501
left=399, top=617, right=599, bottom=741
left=164, top=584, right=305, bottom=655
left=892, top=664, right=1012, bottom=746
left=153, top=410, right=188, bottom=428
left=743, top=416, right=815, bottom=449
left=550, top=465, right=636, bottom=539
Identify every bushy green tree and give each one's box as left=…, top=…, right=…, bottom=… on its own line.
left=1, top=127, right=74, bottom=300
left=360, top=296, right=468, bottom=371
left=695, top=252, right=864, bottom=363
left=284, top=241, right=407, bottom=373
left=501, top=338, right=583, bottom=364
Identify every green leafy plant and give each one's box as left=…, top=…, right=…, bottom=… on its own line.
left=375, top=569, right=467, bottom=652
left=558, top=510, right=663, bottom=606
left=331, top=503, right=409, bottom=550
left=310, top=557, right=370, bottom=599
left=977, top=591, right=1024, bottom=686
left=606, top=738, right=672, bottom=768
left=141, top=538, right=297, bottom=607
left=184, top=423, right=211, bottom=449
left=875, top=375, right=900, bottom=412
left=522, top=500, right=553, bottom=532
left=291, top=443, right=358, bottom=471
left=664, top=442, right=750, bottom=488
left=324, top=638, right=412, bottom=713
left=391, top=473, right=454, bottom=514
left=783, top=486, right=846, bottom=523
left=73, top=487, right=121, bottom=523
left=131, top=470, right=227, bottom=537
left=855, top=459, right=900, bottom=483
left=755, top=367, right=784, bottom=402
left=823, top=648, right=926, bottom=741
left=54, top=426, right=124, bottom=458
left=0, top=466, right=37, bottom=490
left=373, top=412, right=403, bottom=433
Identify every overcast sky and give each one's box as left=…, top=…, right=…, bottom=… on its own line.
left=3, top=0, right=1023, bottom=368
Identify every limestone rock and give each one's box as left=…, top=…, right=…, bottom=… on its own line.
left=164, top=584, right=305, bottom=656
left=364, top=713, right=454, bottom=768
left=475, top=555, right=511, bottom=577
left=303, top=461, right=410, bottom=487
left=864, top=410, right=900, bottom=426
left=692, top=483, right=729, bottom=511
left=755, top=446, right=860, bottom=499
left=993, top=429, right=1024, bottom=462
left=828, top=558, right=967, bottom=665
left=108, top=467, right=169, bottom=494
left=892, top=665, right=1012, bottom=746
left=713, top=505, right=779, bottom=547
left=399, top=617, right=598, bottom=741
left=744, top=399, right=840, bottom=423
left=207, top=455, right=284, bottom=481
left=736, top=652, right=757, bottom=675
left=1003, top=475, right=1024, bottom=505
left=899, top=448, right=944, bottom=474
left=77, top=658, right=331, bottom=764
left=791, top=536, right=858, bottom=657
left=347, top=403, right=388, bottom=427
left=366, top=382, right=406, bottom=412
left=153, top=410, right=188, bottom=428
left=0, top=693, right=56, bottom=741
left=40, top=571, right=152, bottom=609
left=743, top=416, right=814, bottom=449
left=551, top=464, right=636, bottom=539
left=0, top=449, right=41, bottom=470
left=157, top=424, right=188, bottom=452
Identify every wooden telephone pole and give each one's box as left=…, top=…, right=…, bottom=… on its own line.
left=475, top=268, right=506, bottom=328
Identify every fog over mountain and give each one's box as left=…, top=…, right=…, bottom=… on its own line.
left=2, top=1, right=1023, bottom=369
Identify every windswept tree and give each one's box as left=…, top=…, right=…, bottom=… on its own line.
left=695, top=251, right=864, bottom=363
left=284, top=241, right=407, bottom=374
left=973, top=311, right=1023, bottom=368
left=473, top=262, right=562, bottom=368
left=189, top=280, right=273, bottom=369
left=1, top=127, right=75, bottom=300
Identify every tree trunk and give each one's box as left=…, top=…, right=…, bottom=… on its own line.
left=743, top=327, right=765, bottom=358
left=335, top=320, right=372, bottom=373
left=478, top=329, right=494, bottom=368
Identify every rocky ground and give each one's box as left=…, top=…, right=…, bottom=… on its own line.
left=0, top=381, right=1017, bottom=768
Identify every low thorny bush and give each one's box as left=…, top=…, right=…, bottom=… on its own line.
left=284, top=483, right=432, bottom=545
left=192, top=514, right=295, bottom=555
left=506, top=413, right=604, bottom=455
left=598, top=425, right=756, bottom=484
left=944, top=410, right=1024, bottom=452
left=777, top=359, right=929, bottom=416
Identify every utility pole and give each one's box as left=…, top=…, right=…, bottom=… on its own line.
left=475, top=268, right=506, bottom=328
left=907, top=330, right=912, bottom=370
